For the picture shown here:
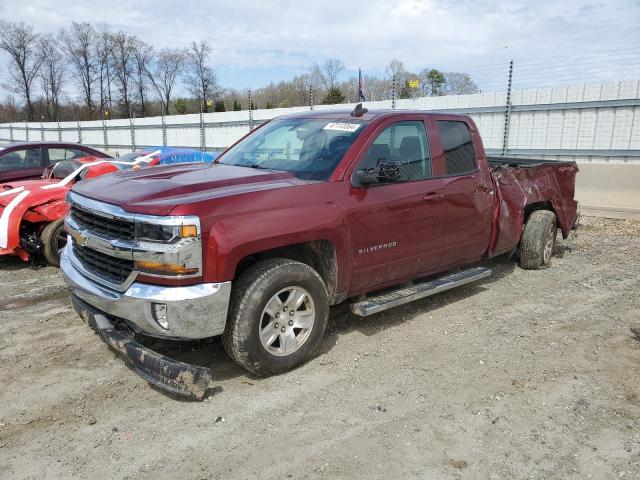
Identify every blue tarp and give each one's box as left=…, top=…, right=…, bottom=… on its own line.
left=117, top=147, right=219, bottom=168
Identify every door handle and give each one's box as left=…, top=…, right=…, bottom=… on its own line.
left=423, top=192, right=443, bottom=202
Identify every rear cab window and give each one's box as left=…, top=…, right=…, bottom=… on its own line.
left=436, top=120, right=477, bottom=175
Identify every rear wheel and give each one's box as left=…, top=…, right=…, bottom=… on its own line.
left=222, top=258, right=329, bottom=376
left=518, top=210, right=557, bottom=270
left=41, top=219, right=67, bottom=267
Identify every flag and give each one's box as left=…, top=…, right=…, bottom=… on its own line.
left=358, top=68, right=366, bottom=101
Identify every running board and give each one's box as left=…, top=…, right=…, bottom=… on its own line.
left=349, top=266, right=492, bottom=316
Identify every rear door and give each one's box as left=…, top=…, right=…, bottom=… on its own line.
left=430, top=118, right=494, bottom=267
left=0, top=146, right=45, bottom=182
left=347, top=118, right=446, bottom=292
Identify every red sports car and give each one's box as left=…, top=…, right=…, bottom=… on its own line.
left=0, top=147, right=214, bottom=266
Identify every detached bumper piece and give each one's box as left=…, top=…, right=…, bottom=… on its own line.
left=71, top=295, right=214, bottom=401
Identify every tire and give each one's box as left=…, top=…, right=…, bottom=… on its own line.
left=518, top=210, right=557, bottom=270
left=222, top=258, right=329, bottom=376
left=41, top=218, right=67, bottom=267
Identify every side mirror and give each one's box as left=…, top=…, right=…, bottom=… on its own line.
left=353, top=168, right=379, bottom=187
left=352, top=159, right=402, bottom=188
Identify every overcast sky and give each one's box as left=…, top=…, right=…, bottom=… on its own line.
left=1, top=0, right=639, bottom=96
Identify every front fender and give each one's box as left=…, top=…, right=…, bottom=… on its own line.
left=29, top=199, right=69, bottom=222
left=205, top=201, right=350, bottom=293
left=0, top=190, right=31, bottom=252
left=0, top=187, right=69, bottom=254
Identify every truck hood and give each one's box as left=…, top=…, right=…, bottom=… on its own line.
left=71, top=163, right=313, bottom=215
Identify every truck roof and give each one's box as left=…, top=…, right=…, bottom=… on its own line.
left=277, top=108, right=470, bottom=121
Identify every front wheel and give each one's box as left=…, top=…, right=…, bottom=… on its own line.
left=222, top=258, right=329, bottom=376
left=41, top=218, right=67, bottom=267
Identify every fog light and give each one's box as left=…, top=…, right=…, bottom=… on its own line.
left=152, top=303, right=168, bottom=330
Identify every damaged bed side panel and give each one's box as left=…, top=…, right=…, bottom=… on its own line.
left=489, top=162, right=579, bottom=257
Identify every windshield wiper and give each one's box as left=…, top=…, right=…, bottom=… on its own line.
left=239, top=163, right=271, bottom=170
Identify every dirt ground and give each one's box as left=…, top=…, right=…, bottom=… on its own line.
left=1, top=216, right=639, bottom=480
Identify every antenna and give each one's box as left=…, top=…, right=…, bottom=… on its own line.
left=350, top=103, right=368, bottom=117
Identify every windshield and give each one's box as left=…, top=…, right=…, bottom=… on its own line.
left=114, top=150, right=154, bottom=170
left=219, top=118, right=368, bottom=180
left=117, top=151, right=147, bottom=163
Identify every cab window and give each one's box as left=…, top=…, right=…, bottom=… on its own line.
left=48, top=147, right=88, bottom=164
left=436, top=120, right=477, bottom=175
left=359, top=121, right=432, bottom=181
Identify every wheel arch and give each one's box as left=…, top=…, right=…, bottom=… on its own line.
left=524, top=200, right=555, bottom=225
left=232, top=240, right=342, bottom=305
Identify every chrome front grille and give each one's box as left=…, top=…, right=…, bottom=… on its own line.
left=65, top=191, right=203, bottom=291
left=72, top=241, right=134, bottom=285
left=70, top=205, right=134, bottom=241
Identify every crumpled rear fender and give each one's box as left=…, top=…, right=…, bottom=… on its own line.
left=489, top=163, right=579, bottom=257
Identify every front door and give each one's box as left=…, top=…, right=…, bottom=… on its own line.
left=347, top=119, right=446, bottom=292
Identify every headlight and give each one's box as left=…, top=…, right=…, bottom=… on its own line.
left=132, top=215, right=202, bottom=278
left=134, top=220, right=199, bottom=243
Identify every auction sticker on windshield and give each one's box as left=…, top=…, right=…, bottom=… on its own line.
left=323, top=122, right=361, bottom=133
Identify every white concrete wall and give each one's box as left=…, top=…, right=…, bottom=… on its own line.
left=1, top=80, right=639, bottom=216
left=2, top=80, right=639, bottom=159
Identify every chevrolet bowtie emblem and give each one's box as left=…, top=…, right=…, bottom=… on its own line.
left=71, top=229, right=89, bottom=247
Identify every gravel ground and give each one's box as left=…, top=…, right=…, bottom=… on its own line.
left=0, top=216, right=639, bottom=480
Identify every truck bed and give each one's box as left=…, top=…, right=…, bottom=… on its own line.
left=487, top=156, right=579, bottom=257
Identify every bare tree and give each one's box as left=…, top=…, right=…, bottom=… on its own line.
left=385, top=59, right=409, bottom=97
left=312, top=58, right=345, bottom=90
left=60, top=22, right=96, bottom=114
left=95, top=24, right=114, bottom=113
left=0, top=21, right=44, bottom=120
left=338, top=74, right=389, bottom=102
left=323, top=58, right=345, bottom=90
left=38, top=34, right=66, bottom=120
left=307, top=64, right=325, bottom=93
left=110, top=31, right=136, bottom=114
left=148, top=48, right=186, bottom=113
left=443, top=72, right=479, bottom=95
left=183, top=40, right=218, bottom=112
left=132, top=38, right=153, bottom=115
left=385, top=59, right=406, bottom=79
left=0, top=95, right=19, bottom=123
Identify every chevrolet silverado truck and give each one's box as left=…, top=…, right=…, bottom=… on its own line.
left=60, top=106, right=579, bottom=399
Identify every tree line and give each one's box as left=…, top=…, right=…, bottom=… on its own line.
left=0, top=20, right=479, bottom=123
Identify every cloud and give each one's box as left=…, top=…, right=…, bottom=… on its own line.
left=0, top=0, right=638, bottom=92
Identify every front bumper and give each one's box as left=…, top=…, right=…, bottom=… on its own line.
left=71, top=295, right=215, bottom=400
left=60, top=242, right=231, bottom=339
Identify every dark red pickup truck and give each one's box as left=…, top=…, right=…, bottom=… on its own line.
left=61, top=107, right=578, bottom=399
